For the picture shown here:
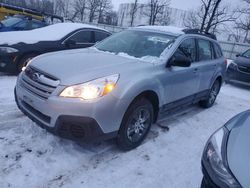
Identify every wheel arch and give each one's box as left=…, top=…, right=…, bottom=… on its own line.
left=124, top=90, right=160, bottom=123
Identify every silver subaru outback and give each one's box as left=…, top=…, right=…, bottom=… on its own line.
left=15, top=26, right=226, bottom=150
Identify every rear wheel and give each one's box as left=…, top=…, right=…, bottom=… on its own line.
left=17, top=54, right=37, bottom=73
left=200, top=80, right=221, bottom=108
left=117, top=97, right=153, bottom=151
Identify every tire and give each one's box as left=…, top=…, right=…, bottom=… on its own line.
left=117, top=97, right=154, bottom=151
left=201, top=177, right=211, bottom=188
left=200, top=80, right=221, bottom=108
left=17, top=54, right=37, bottom=73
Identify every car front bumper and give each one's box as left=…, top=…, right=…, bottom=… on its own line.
left=14, top=73, right=127, bottom=142
left=201, top=162, right=219, bottom=188
left=0, top=53, right=18, bottom=73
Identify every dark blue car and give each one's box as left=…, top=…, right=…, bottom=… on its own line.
left=0, top=15, right=47, bottom=32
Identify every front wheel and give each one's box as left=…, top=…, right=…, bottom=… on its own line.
left=117, top=98, right=153, bottom=151
left=200, top=80, right=221, bottom=108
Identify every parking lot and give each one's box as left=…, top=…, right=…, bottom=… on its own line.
left=0, top=74, right=249, bottom=188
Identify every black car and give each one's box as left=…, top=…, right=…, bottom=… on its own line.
left=227, top=49, right=250, bottom=86
left=201, top=110, right=250, bottom=188
left=0, top=15, right=48, bottom=32
left=0, top=23, right=111, bottom=73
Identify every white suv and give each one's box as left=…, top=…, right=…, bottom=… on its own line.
left=15, top=26, right=227, bottom=150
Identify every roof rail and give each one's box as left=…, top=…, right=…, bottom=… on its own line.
left=182, top=29, right=217, bottom=40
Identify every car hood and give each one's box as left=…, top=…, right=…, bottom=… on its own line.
left=235, top=56, right=250, bottom=67
left=226, top=110, right=250, bottom=188
left=30, top=48, right=155, bottom=85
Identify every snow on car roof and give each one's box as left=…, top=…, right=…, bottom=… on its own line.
left=135, top=25, right=185, bottom=35
left=0, top=23, right=108, bottom=45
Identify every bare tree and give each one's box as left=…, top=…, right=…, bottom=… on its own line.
left=97, top=0, right=112, bottom=23
left=53, top=0, right=71, bottom=18
left=130, top=0, right=139, bottom=26
left=144, top=0, right=171, bottom=25
left=184, top=10, right=201, bottom=29
left=235, top=0, right=250, bottom=43
left=27, top=0, right=54, bottom=14
left=184, top=0, right=237, bottom=33
left=105, top=10, right=118, bottom=25
left=73, top=0, right=87, bottom=21
left=119, top=6, right=126, bottom=26
left=87, top=0, right=99, bottom=22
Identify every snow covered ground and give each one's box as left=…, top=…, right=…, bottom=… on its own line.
left=0, top=74, right=249, bottom=188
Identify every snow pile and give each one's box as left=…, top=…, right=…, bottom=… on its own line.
left=136, top=25, right=185, bottom=35
left=0, top=23, right=106, bottom=45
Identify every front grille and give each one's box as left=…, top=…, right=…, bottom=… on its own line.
left=20, top=66, right=59, bottom=99
left=238, top=65, right=250, bottom=74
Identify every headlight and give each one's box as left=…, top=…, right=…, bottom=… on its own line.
left=0, top=47, right=18, bottom=53
left=204, top=127, right=241, bottom=187
left=60, top=74, right=119, bottom=100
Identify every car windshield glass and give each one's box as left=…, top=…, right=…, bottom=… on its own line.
left=242, top=49, right=250, bottom=58
left=95, top=30, right=176, bottom=59
left=1, top=17, right=23, bottom=27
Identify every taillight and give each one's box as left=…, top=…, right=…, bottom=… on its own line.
left=224, top=59, right=228, bottom=65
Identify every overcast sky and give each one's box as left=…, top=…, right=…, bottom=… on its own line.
left=112, top=0, right=240, bottom=11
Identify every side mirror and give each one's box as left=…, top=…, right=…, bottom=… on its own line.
left=65, top=39, right=76, bottom=47
left=235, top=54, right=241, bottom=57
left=168, top=55, right=191, bottom=67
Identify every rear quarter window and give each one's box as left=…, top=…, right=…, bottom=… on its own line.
left=95, top=31, right=110, bottom=42
left=213, top=43, right=223, bottom=58
left=197, top=39, right=213, bottom=61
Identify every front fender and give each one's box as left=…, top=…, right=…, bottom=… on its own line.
left=112, top=75, right=164, bottom=109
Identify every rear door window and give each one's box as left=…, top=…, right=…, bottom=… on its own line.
left=198, top=39, right=213, bottom=61
left=95, top=31, right=110, bottom=42
left=14, top=20, right=28, bottom=30
left=213, top=43, right=223, bottom=58
left=69, top=30, right=94, bottom=44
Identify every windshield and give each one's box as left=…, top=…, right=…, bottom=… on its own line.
left=1, top=17, right=23, bottom=27
left=95, top=30, right=176, bottom=59
left=242, top=49, right=250, bottom=58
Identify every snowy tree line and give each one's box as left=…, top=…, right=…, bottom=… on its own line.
left=0, top=0, right=249, bottom=43
left=184, top=0, right=250, bottom=43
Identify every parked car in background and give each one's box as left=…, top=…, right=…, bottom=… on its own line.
left=201, top=110, right=250, bottom=188
left=226, top=49, right=250, bottom=86
left=0, top=15, right=48, bottom=32
left=15, top=26, right=226, bottom=150
left=0, top=2, right=64, bottom=23
left=0, top=23, right=111, bottom=73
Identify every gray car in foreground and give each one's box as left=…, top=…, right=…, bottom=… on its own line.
left=15, top=26, right=227, bottom=150
left=201, top=110, right=250, bottom=188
